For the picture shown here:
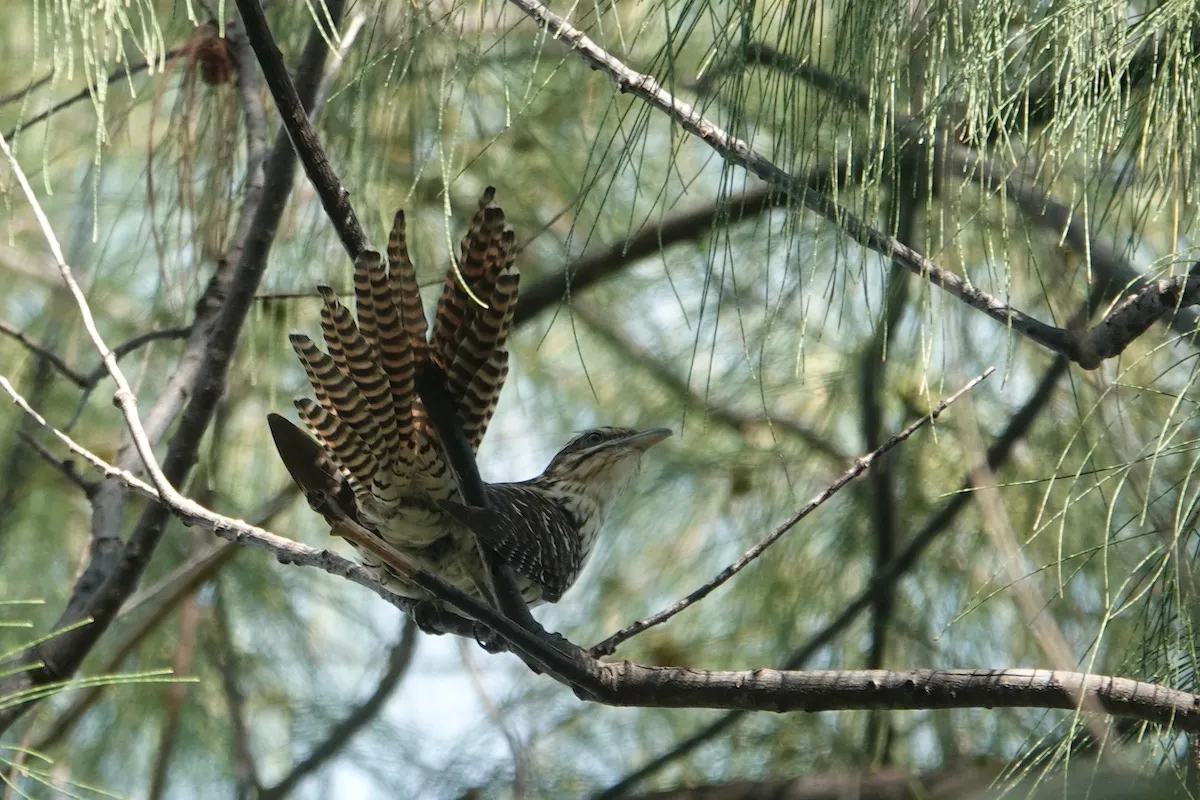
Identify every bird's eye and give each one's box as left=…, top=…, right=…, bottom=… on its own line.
left=584, top=431, right=604, bottom=446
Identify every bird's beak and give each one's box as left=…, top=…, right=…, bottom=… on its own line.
left=623, top=427, right=673, bottom=451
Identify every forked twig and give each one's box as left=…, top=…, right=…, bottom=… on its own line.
left=0, top=131, right=178, bottom=505
left=590, top=367, right=995, bottom=657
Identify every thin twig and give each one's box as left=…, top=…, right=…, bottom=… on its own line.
left=590, top=368, right=995, bottom=657
left=513, top=175, right=852, bottom=328
left=66, top=326, right=193, bottom=428
left=594, top=354, right=1068, bottom=799
left=0, top=320, right=86, bottom=385
left=0, top=373, right=417, bottom=612
left=2, top=48, right=185, bottom=142
left=259, top=621, right=418, bottom=799
left=78, top=326, right=192, bottom=387
left=0, top=130, right=178, bottom=505
left=15, top=431, right=99, bottom=496
left=212, top=584, right=261, bottom=797
left=458, top=639, right=532, bottom=799
left=571, top=303, right=845, bottom=461
left=2, top=320, right=191, bottom=433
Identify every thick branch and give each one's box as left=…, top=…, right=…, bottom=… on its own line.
left=514, top=164, right=857, bottom=328
left=589, top=666, right=1200, bottom=726
left=0, top=8, right=341, bottom=734
left=6, top=378, right=1198, bottom=742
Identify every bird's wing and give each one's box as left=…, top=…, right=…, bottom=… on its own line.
left=429, top=188, right=519, bottom=453
left=440, top=484, right=583, bottom=603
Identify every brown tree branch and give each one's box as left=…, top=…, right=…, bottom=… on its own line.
left=212, top=584, right=261, bottom=798
left=714, top=42, right=1200, bottom=357
left=147, top=592, right=200, bottom=800
left=0, top=320, right=84, bottom=384
left=627, top=764, right=999, bottom=800
left=513, top=165, right=857, bottom=328
left=0, top=6, right=345, bottom=734
left=5, top=371, right=1198, bottom=741
left=2, top=48, right=185, bottom=142
left=234, top=0, right=367, bottom=258
left=30, top=485, right=297, bottom=752
left=259, top=622, right=419, bottom=799
left=16, top=431, right=99, bottom=496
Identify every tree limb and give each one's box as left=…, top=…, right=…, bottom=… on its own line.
left=596, top=353, right=1070, bottom=798
left=589, top=369, right=993, bottom=657
left=6, top=372, right=1199, bottom=737
left=503, top=0, right=1200, bottom=367
left=514, top=164, right=857, bottom=328
left=716, top=42, right=1200, bottom=357
left=0, top=6, right=344, bottom=734
left=259, top=622, right=419, bottom=799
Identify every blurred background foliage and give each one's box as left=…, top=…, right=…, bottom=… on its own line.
left=2, top=0, right=1200, bottom=797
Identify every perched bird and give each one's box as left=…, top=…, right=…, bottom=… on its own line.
left=269, top=188, right=670, bottom=618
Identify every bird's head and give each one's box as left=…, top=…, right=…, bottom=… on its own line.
left=538, top=426, right=672, bottom=507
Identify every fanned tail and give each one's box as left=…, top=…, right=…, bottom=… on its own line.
left=275, top=188, right=518, bottom=525
left=430, top=187, right=520, bottom=451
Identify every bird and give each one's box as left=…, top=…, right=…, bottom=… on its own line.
left=268, top=187, right=670, bottom=621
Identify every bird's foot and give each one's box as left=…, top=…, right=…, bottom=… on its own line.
left=473, top=622, right=509, bottom=653
left=410, top=601, right=450, bottom=636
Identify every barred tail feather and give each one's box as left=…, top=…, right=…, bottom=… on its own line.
left=386, top=210, right=428, bottom=356
left=290, top=333, right=386, bottom=470
left=448, top=265, right=519, bottom=449
left=294, top=397, right=375, bottom=494
left=316, top=287, right=402, bottom=480
left=432, top=188, right=504, bottom=371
